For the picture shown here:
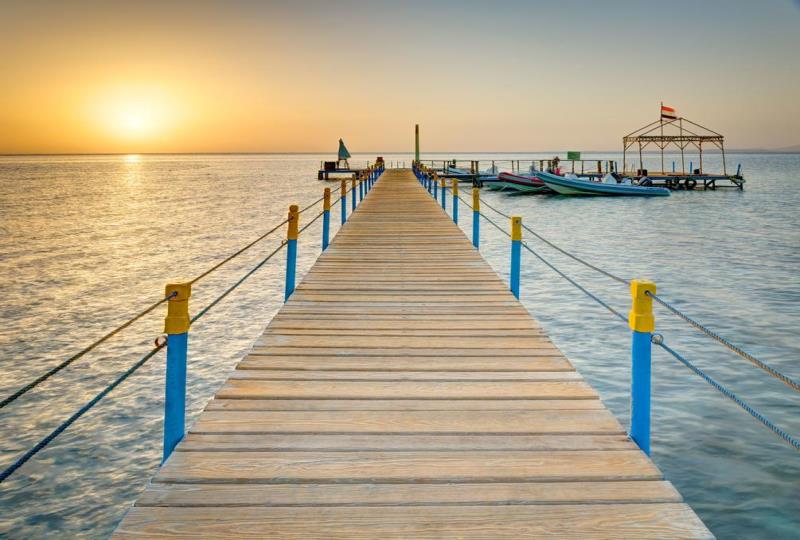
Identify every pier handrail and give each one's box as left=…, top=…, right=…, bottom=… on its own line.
left=0, top=164, right=384, bottom=484
left=0, top=187, right=347, bottom=411
left=415, top=163, right=799, bottom=451
left=472, top=186, right=800, bottom=394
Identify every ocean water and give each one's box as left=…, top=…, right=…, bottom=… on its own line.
left=0, top=152, right=798, bottom=538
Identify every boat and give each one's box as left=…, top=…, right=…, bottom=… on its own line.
left=496, top=172, right=551, bottom=194
left=535, top=171, right=671, bottom=197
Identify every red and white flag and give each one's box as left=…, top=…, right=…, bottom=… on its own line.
left=660, top=104, right=678, bottom=120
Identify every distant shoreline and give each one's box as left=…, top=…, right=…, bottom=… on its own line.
left=1, top=150, right=798, bottom=157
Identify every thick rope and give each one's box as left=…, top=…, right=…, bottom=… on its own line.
left=479, top=197, right=629, bottom=285
left=655, top=339, right=800, bottom=451
left=1, top=239, right=291, bottom=483
left=0, top=343, right=165, bottom=483
left=648, top=292, right=800, bottom=394
left=0, top=292, right=175, bottom=409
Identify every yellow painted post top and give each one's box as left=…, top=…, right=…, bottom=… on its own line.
left=511, top=216, right=522, bottom=241
left=629, top=279, right=656, bottom=332
left=164, top=282, right=191, bottom=334
left=472, top=187, right=480, bottom=211
left=451, top=179, right=458, bottom=195
left=340, top=178, right=347, bottom=196
left=287, top=204, right=299, bottom=240
left=351, top=176, right=357, bottom=190
left=440, top=177, right=445, bottom=188
left=323, top=188, right=331, bottom=211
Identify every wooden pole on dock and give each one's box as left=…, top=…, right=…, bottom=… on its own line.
left=510, top=217, right=522, bottom=299
left=472, top=187, right=480, bottom=249
left=163, top=282, right=191, bottom=463
left=629, top=279, right=655, bottom=455
left=284, top=205, right=299, bottom=301
left=415, top=124, right=420, bottom=163
left=322, top=188, right=331, bottom=251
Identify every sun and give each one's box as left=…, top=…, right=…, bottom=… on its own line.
left=89, top=86, right=173, bottom=141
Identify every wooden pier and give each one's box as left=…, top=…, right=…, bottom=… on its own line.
left=114, top=169, right=712, bottom=538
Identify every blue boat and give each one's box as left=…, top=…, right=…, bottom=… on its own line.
left=535, top=171, right=671, bottom=197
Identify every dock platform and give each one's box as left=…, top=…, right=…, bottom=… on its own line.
left=114, top=169, right=712, bottom=538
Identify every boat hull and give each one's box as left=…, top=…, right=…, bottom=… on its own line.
left=535, top=171, right=671, bottom=197
left=496, top=172, right=550, bottom=193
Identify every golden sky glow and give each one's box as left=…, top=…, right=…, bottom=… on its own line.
left=1, top=0, right=799, bottom=154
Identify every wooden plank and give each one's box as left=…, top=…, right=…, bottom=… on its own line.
left=136, top=480, right=681, bottom=507
left=190, top=410, right=622, bottom=434
left=237, top=356, right=573, bottom=372
left=228, top=370, right=582, bottom=382
left=155, top=450, right=660, bottom=483
left=114, top=504, right=713, bottom=539
left=215, top=380, right=599, bottom=400
left=177, top=433, right=634, bottom=451
left=204, top=399, right=605, bottom=411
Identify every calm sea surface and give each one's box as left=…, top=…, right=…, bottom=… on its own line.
left=0, top=153, right=798, bottom=538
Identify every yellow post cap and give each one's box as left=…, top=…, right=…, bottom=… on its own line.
left=164, top=282, right=191, bottom=334
left=451, top=178, right=458, bottom=194
left=472, top=187, right=480, bottom=210
left=287, top=204, right=299, bottom=240
left=511, top=216, right=522, bottom=241
left=323, top=188, right=331, bottom=211
left=340, top=178, right=347, bottom=195
left=628, top=279, right=656, bottom=332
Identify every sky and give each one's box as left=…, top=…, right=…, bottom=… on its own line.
left=1, top=0, right=799, bottom=154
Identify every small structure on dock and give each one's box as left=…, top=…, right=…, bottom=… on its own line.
left=336, top=138, right=351, bottom=169
left=622, top=104, right=743, bottom=190
left=318, top=138, right=360, bottom=180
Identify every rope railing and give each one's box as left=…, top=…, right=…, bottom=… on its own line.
left=413, top=163, right=799, bottom=452
left=0, top=292, right=176, bottom=410
left=647, top=291, right=800, bottom=394
left=654, top=338, right=800, bottom=450
left=0, top=163, right=386, bottom=483
left=0, top=188, right=339, bottom=411
left=449, top=178, right=800, bottom=396
left=0, top=240, right=291, bottom=485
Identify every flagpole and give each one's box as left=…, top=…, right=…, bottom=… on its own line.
left=659, top=102, right=665, bottom=174
left=680, top=117, right=685, bottom=174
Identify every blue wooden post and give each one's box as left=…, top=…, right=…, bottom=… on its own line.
left=510, top=216, right=522, bottom=299
left=690, top=161, right=693, bottom=174
left=472, top=187, right=480, bottom=249
left=340, top=179, right=347, bottom=225
left=440, top=178, right=446, bottom=211
left=163, top=282, right=191, bottom=463
left=629, top=279, right=655, bottom=455
left=672, top=161, right=675, bottom=173
left=284, top=204, right=299, bottom=301
left=451, top=179, right=459, bottom=224
left=351, top=176, right=357, bottom=212
left=433, top=174, right=438, bottom=200
left=322, top=188, right=331, bottom=251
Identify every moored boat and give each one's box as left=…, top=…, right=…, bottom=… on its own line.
left=497, top=172, right=551, bottom=194
left=535, top=171, right=671, bottom=197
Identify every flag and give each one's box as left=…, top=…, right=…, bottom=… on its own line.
left=337, top=139, right=351, bottom=160
left=660, top=104, right=678, bottom=120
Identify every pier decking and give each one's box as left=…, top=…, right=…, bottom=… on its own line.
left=114, top=169, right=712, bottom=538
